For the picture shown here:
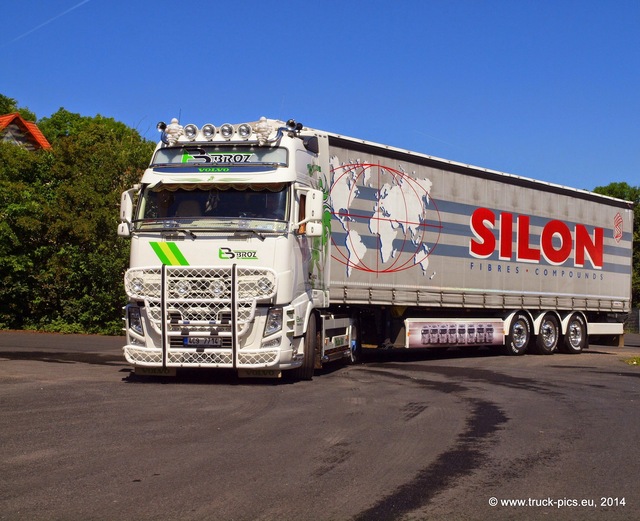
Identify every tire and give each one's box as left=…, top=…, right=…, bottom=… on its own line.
left=561, top=313, right=587, bottom=354
left=291, top=313, right=317, bottom=380
left=534, top=314, right=560, bottom=355
left=504, top=312, right=531, bottom=356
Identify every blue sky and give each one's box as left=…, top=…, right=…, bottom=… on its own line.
left=2, top=0, right=638, bottom=191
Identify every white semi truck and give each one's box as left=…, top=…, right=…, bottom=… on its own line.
left=118, top=117, right=634, bottom=379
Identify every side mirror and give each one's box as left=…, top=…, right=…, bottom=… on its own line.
left=305, top=189, right=323, bottom=221
left=117, top=222, right=131, bottom=237
left=305, top=221, right=323, bottom=237
left=295, top=188, right=324, bottom=235
left=117, top=187, right=137, bottom=237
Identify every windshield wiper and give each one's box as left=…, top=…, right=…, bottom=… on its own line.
left=234, top=229, right=265, bottom=241
left=161, top=227, right=197, bottom=239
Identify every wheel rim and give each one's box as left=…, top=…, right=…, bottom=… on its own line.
left=541, top=319, right=558, bottom=348
left=512, top=320, right=528, bottom=349
left=568, top=320, right=583, bottom=348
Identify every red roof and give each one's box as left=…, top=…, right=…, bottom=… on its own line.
left=0, top=112, right=52, bottom=150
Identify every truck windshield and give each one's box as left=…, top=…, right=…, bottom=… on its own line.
left=151, top=146, right=287, bottom=166
left=134, top=183, right=289, bottom=232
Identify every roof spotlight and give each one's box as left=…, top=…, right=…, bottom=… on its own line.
left=220, top=124, right=234, bottom=139
left=238, top=123, right=252, bottom=139
left=184, top=124, right=198, bottom=140
left=202, top=124, right=216, bottom=140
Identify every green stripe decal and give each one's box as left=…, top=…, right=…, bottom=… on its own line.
left=150, top=242, right=189, bottom=266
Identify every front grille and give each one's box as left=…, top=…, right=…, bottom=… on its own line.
left=126, top=266, right=276, bottom=333
left=125, top=265, right=277, bottom=367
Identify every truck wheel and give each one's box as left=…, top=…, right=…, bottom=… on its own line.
left=504, top=312, right=531, bottom=356
left=291, top=313, right=317, bottom=380
left=561, top=313, right=587, bottom=354
left=534, top=314, right=559, bottom=355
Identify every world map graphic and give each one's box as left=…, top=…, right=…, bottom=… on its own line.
left=328, top=157, right=441, bottom=277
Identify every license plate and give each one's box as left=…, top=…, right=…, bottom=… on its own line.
left=185, top=337, right=222, bottom=347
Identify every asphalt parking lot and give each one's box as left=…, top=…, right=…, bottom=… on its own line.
left=1, top=331, right=639, bottom=520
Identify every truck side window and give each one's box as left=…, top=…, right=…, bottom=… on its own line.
left=298, top=194, right=306, bottom=234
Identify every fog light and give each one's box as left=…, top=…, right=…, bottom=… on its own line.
left=262, top=338, right=281, bottom=349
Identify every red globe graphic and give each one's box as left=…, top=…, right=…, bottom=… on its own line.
left=329, top=162, right=442, bottom=274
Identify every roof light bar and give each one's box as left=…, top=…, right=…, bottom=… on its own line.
left=156, top=116, right=296, bottom=145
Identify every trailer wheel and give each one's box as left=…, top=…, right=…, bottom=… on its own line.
left=534, top=314, right=559, bottom=355
left=561, top=313, right=587, bottom=354
left=291, top=313, right=318, bottom=381
left=504, top=312, right=531, bottom=356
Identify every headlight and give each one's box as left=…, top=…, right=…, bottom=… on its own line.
left=127, top=306, right=144, bottom=336
left=264, top=308, right=283, bottom=337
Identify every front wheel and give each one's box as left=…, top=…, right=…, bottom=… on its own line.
left=291, top=313, right=318, bottom=380
left=561, top=313, right=587, bottom=354
left=504, top=312, right=531, bottom=356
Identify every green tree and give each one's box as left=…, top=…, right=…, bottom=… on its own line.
left=0, top=143, right=48, bottom=328
left=34, top=113, right=153, bottom=333
left=37, top=108, right=95, bottom=144
left=593, top=182, right=640, bottom=308
left=0, top=98, right=154, bottom=333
